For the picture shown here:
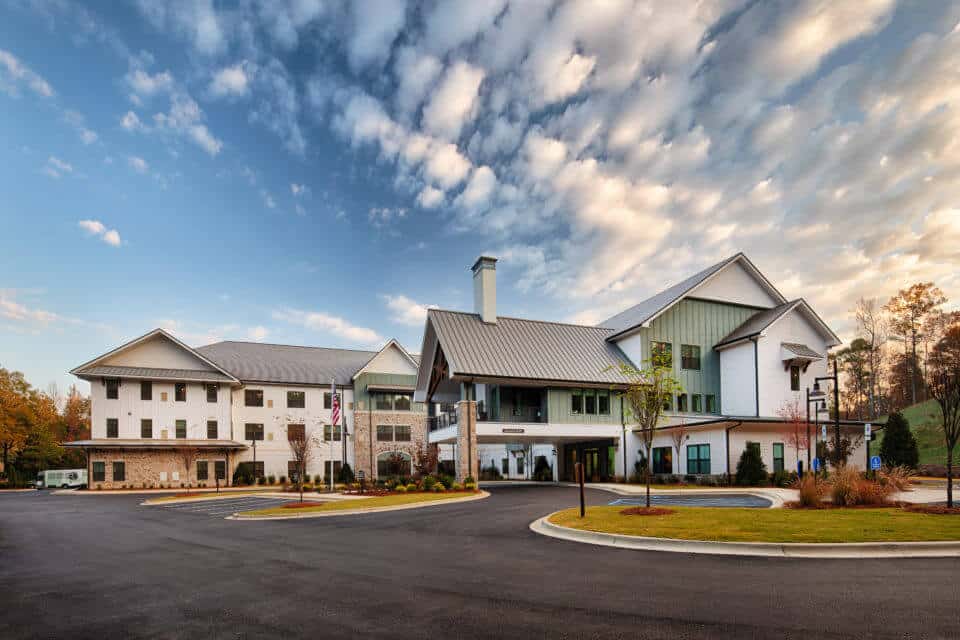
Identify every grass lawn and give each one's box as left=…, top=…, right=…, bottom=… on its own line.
left=549, top=506, right=960, bottom=543
left=875, top=399, right=948, bottom=466
left=237, top=491, right=481, bottom=517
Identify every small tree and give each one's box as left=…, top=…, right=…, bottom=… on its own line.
left=776, top=399, right=809, bottom=471
left=617, top=353, right=683, bottom=508
left=669, top=424, right=687, bottom=476
left=285, top=423, right=316, bottom=502
left=929, top=325, right=960, bottom=507
left=879, top=412, right=919, bottom=469
left=177, top=447, right=200, bottom=494
left=413, top=440, right=439, bottom=478
left=735, top=446, right=768, bottom=486
left=337, top=462, right=355, bottom=484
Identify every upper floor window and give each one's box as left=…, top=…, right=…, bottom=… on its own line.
left=244, top=423, right=264, bottom=441
left=650, top=341, right=672, bottom=368
left=323, top=392, right=333, bottom=409
left=677, top=394, right=688, bottom=413
left=175, top=420, right=187, bottom=439
left=206, top=384, right=218, bottom=403
left=571, top=391, right=583, bottom=415
left=174, top=383, right=186, bottom=402
left=705, top=394, right=717, bottom=414
left=681, top=344, right=701, bottom=370
left=790, top=365, right=801, bottom=391
left=141, top=419, right=153, bottom=439
left=287, top=390, right=306, bottom=409
left=140, top=381, right=152, bottom=401
left=584, top=389, right=597, bottom=415
left=571, top=389, right=610, bottom=415
left=661, top=394, right=672, bottom=412
left=372, top=392, right=413, bottom=411
left=598, top=391, right=610, bottom=415
left=287, top=423, right=306, bottom=441
left=105, top=379, right=119, bottom=400
left=106, top=418, right=118, bottom=438
left=245, top=389, right=263, bottom=407
left=691, top=394, right=702, bottom=413
left=207, top=420, right=218, bottom=439
left=376, top=424, right=394, bottom=441
left=394, top=425, right=411, bottom=442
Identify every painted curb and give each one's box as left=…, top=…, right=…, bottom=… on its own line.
left=530, top=513, right=960, bottom=558
left=227, top=491, right=490, bottom=520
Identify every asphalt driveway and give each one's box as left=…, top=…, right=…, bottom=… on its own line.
left=1, top=485, right=958, bottom=639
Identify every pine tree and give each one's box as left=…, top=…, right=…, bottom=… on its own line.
left=879, top=412, right=919, bottom=469
left=735, top=445, right=768, bottom=486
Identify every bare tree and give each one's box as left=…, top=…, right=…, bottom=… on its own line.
left=177, top=447, right=200, bottom=493
left=616, top=350, right=683, bottom=508
left=855, top=297, right=887, bottom=418
left=929, top=325, right=960, bottom=507
left=669, top=424, right=688, bottom=476
left=776, top=399, right=809, bottom=469
left=285, top=421, right=317, bottom=503
left=413, top=440, right=439, bottom=479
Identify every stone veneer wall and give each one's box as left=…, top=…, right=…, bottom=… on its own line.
left=87, top=449, right=231, bottom=489
left=352, top=411, right=427, bottom=480
left=455, top=400, right=478, bottom=483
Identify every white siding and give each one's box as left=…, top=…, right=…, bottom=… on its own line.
left=719, top=341, right=757, bottom=416
left=615, top=331, right=644, bottom=367
left=693, top=261, right=780, bottom=308
left=101, top=334, right=218, bottom=371
left=756, top=307, right=831, bottom=417
left=356, top=344, right=417, bottom=376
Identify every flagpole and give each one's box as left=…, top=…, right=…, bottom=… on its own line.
left=330, top=378, right=336, bottom=492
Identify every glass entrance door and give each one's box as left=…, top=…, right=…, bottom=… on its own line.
left=584, top=448, right=600, bottom=482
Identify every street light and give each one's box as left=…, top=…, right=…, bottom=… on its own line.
left=806, top=360, right=841, bottom=470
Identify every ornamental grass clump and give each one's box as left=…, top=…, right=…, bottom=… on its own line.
left=828, top=465, right=896, bottom=507
left=878, top=465, right=915, bottom=492
left=793, top=473, right=824, bottom=508
left=394, top=484, right=407, bottom=493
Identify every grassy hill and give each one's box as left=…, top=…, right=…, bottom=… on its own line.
left=874, top=399, right=948, bottom=467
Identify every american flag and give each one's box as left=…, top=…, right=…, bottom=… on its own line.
left=331, top=388, right=341, bottom=426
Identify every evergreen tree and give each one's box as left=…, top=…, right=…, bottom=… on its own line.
left=879, top=411, right=919, bottom=468
left=735, top=445, right=768, bottom=486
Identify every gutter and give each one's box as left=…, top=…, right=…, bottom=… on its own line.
left=753, top=337, right=760, bottom=418
left=725, top=420, right=744, bottom=483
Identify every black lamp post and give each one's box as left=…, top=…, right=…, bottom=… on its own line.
left=809, top=359, right=840, bottom=468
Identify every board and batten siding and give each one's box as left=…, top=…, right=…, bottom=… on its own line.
left=616, top=299, right=764, bottom=413
left=354, top=372, right=425, bottom=412
left=547, top=388, right=624, bottom=425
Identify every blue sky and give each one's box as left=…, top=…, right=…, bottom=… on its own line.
left=2, top=1, right=959, bottom=393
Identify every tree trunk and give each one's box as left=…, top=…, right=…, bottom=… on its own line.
left=948, top=448, right=954, bottom=509
left=910, top=336, right=918, bottom=406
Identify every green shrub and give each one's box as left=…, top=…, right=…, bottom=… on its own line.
left=257, top=476, right=267, bottom=486
left=422, top=475, right=437, bottom=490
left=880, top=412, right=919, bottom=469
left=267, top=475, right=276, bottom=485
left=735, top=446, right=768, bottom=486
left=464, top=475, right=475, bottom=485
left=279, top=475, right=287, bottom=485
left=338, top=463, right=355, bottom=484
left=533, top=456, right=552, bottom=481
left=464, top=482, right=477, bottom=491
left=406, top=483, right=417, bottom=491
left=394, top=484, right=407, bottom=493
left=431, top=483, right=445, bottom=492
left=438, top=474, right=455, bottom=489
left=770, top=470, right=797, bottom=488
left=451, top=482, right=463, bottom=490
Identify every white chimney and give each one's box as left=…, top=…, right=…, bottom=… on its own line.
left=471, top=256, right=497, bottom=324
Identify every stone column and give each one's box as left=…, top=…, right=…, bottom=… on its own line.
left=456, top=400, right=478, bottom=483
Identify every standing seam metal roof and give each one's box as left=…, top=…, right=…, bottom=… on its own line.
left=428, top=309, right=633, bottom=384
left=196, top=341, right=377, bottom=386
left=714, top=300, right=799, bottom=348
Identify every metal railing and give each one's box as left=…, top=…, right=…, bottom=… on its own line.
left=427, top=411, right=459, bottom=432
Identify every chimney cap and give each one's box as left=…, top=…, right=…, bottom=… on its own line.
left=471, top=255, right=498, bottom=272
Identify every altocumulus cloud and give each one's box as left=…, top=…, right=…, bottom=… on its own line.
left=78, top=219, right=122, bottom=247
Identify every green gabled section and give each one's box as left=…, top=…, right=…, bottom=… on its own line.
left=642, top=298, right=763, bottom=411
left=354, top=372, right=425, bottom=412
left=547, top=388, right=624, bottom=425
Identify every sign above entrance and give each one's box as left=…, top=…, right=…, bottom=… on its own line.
left=502, top=428, right=525, bottom=434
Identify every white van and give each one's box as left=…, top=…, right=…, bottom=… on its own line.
left=36, top=469, right=87, bottom=489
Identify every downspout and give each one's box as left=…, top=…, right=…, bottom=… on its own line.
left=621, top=395, right=627, bottom=481
left=725, top=420, right=743, bottom=484
left=753, top=337, right=760, bottom=418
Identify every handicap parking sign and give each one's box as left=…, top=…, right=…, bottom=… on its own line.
left=870, top=455, right=882, bottom=471
left=813, top=458, right=822, bottom=472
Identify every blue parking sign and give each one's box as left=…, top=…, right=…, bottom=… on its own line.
left=870, top=455, right=882, bottom=471
left=813, top=458, right=822, bottom=472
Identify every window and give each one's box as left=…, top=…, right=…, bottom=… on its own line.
left=245, top=389, right=263, bottom=407
left=651, top=341, right=672, bottom=367
left=501, top=458, right=509, bottom=475
left=92, top=461, right=105, bottom=482
left=652, top=446, right=673, bottom=474
left=141, top=419, right=153, bottom=439
left=790, top=365, right=801, bottom=391
left=287, top=390, right=305, bottom=409
left=375, top=393, right=392, bottom=410
left=394, top=425, right=411, bottom=442
left=112, top=461, right=125, bottom=482
left=773, top=443, right=785, bottom=473
left=372, top=392, right=413, bottom=411
left=244, top=423, right=264, bottom=441
left=677, top=394, right=688, bottom=412
left=323, top=460, right=343, bottom=483
left=571, top=391, right=583, bottom=415
left=106, top=418, right=118, bottom=438
left=681, top=344, right=701, bottom=370
left=207, top=420, right=217, bottom=439
left=394, top=394, right=411, bottom=411
left=662, top=395, right=672, bottom=412
left=197, top=461, right=208, bottom=481
left=175, top=420, right=186, bottom=439
left=598, top=391, right=610, bottom=415
left=747, top=441, right=761, bottom=458
left=288, top=461, right=303, bottom=483
left=288, top=424, right=306, bottom=441
left=214, top=461, right=226, bottom=481
left=687, top=444, right=711, bottom=475
left=584, top=389, right=597, bottom=415
left=324, top=392, right=333, bottom=409
left=141, top=381, right=152, bottom=401
left=377, top=451, right=411, bottom=477
left=705, top=394, right=717, bottom=414
left=692, top=394, right=702, bottom=413
left=105, top=379, right=119, bottom=399
left=323, top=424, right=342, bottom=442
left=206, top=384, right=218, bottom=403
left=516, top=456, right=525, bottom=475
left=376, top=424, right=394, bottom=441
left=174, top=383, right=186, bottom=402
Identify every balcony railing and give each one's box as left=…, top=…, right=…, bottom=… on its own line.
left=427, top=411, right=459, bottom=432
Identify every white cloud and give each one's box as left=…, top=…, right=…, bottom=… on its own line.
left=291, top=183, right=309, bottom=196
left=272, top=308, right=383, bottom=345
left=0, top=49, right=54, bottom=97
left=188, top=124, right=223, bottom=155
left=152, top=94, right=223, bottom=156
left=422, top=61, right=485, bottom=141
left=127, top=156, right=148, bottom=173
left=260, top=189, right=276, bottom=209
left=0, top=290, right=59, bottom=324
left=393, top=47, right=443, bottom=115
left=368, top=206, right=407, bottom=228
left=126, top=68, right=173, bottom=97
left=78, top=219, right=121, bottom=247
left=135, top=1, right=225, bottom=55
left=416, top=186, right=444, bottom=209
left=120, top=110, right=143, bottom=131
left=209, top=63, right=249, bottom=97
left=79, top=128, right=98, bottom=144
left=347, top=0, right=407, bottom=71
left=382, top=294, right=437, bottom=327
left=43, top=156, right=73, bottom=178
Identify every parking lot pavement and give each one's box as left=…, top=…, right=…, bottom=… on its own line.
left=157, top=496, right=295, bottom=517
left=609, top=494, right=772, bottom=508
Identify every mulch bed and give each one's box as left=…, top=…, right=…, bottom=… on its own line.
left=783, top=501, right=910, bottom=510
left=281, top=502, right=323, bottom=509
left=902, top=504, right=960, bottom=515
left=619, top=507, right=675, bottom=516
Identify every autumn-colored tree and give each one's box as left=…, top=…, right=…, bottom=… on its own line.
left=413, top=440, right=439, bottom=479
left=836, top=338, right=871, bottom=419
left=885, top=283, right=947, bottom=406
left=776, top=399, right=809, bottom=468
left=854, top=297, right=887, bottom=418
left=284, top=422, right=316, bottom=502
left=617, top=352, right=683, bottom=507
left=929, top=325, right=960, bottom=507
left=0, top=368, right=34, bottom=474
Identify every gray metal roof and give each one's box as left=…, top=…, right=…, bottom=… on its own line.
left=782, top=342, right=824, bottom=359
left=598, top=254, right=745, bottom=336
left=74, top=365, right=235, bottom=383
left=428, top=309, right=633, bottom=385
left=197, top=341, right=377, bottom=386
left=715, top=300, right=799, bottom=348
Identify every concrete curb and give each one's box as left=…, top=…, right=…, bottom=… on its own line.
left=530, top=513, right=960, bottom=558
left=141, top=492, right=350, bottom=506
left=479, top=481, right=785, bottom=508
left=227, top=491, right=490, bottom=521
